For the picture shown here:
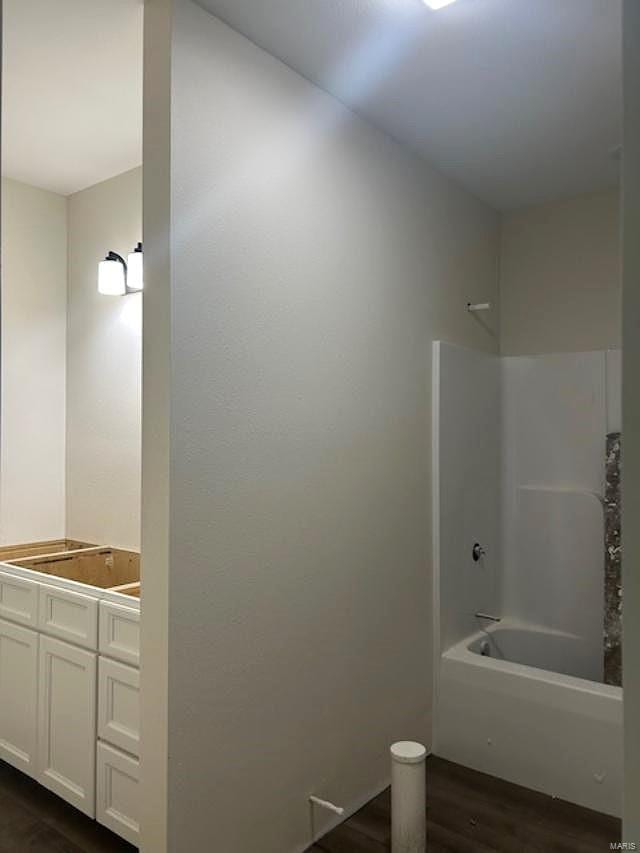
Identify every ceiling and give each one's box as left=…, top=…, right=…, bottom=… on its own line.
left=2, top=0, right=143, bottom=196
left=196, top=0, right=622, bottom=210
left=2, top=0, right=621, bottom=208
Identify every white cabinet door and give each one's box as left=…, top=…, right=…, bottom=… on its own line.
left=0, top=618, right=38, bottom=777
left=98, top=657, right=140, bottom=757
left=96, top=741, right=140, bottom=846
left=37, top=635, right=97, bottom=817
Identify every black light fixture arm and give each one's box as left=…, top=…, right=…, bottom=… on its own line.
left=103, top=250, right=134, bottom=293
left=105, top=250, right=127, bottom=273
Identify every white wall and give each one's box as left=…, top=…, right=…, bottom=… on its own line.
left=500, top=190, right=621, bottom=356
left=141, top=3, right=500, bottom=851
left=0, top=178, right=67, bottom=544
left=66, top=167, right=142, bottom=550
left=623, top=0, right=640, bottom=839
left=433, top=342, right=501, bottom=655
left=0, top=169, right=142, bottom=550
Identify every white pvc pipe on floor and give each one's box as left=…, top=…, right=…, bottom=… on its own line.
left=308, top=795, right=344, bottom=816
left=391, top=741, right=427, bottom=853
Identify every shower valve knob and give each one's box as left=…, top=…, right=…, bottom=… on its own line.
left=472, top=543, right=486, bottom=562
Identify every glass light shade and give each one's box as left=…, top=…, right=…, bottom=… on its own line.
left=127, top=247, right=144, bottom=292
left=424, top=0, right=456, bottom=8
left=98, top=258, right=126, bottom=295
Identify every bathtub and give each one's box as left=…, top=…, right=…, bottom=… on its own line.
left=435, top=620, right=623, bottom=816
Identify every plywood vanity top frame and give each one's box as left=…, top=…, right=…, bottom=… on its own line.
left=8, top=547, right=139, bottom=589
left=0, top=546, right=140, bottom=612
left=108, top=581, right=141, bottom=598
left=0, top=539, right=95, bottom=561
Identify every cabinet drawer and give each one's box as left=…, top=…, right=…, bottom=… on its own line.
left=0, top=570, right=38, bottom=628
left=98, top=657, right=140, bottom=757
left=38, top=636, right=96, bottom=817
left=96, top=741, right=140, bottom=846
left=99, top=601, right=140, bottom=666
left=38, top=584, right=98, bottom=650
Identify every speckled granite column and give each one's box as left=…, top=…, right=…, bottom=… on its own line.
left=604, top=432, right=622, bottom=686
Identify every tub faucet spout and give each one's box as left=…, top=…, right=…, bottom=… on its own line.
left=475, top=612, right=501, bottom=623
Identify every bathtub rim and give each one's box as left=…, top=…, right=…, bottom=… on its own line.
left=443, top=618, right=622, bottom=700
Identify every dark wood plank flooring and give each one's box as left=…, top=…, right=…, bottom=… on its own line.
left=0, top=755, right=621, bottom=852
left=309, top=757, right=621, bottom=853
left=0, top=760, right=135, bottom=852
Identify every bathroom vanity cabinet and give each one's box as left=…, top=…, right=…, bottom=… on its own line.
left=0, top=543, right=141, bottom=846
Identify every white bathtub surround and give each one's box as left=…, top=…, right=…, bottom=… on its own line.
left=432, top=342, right=501, bottom=657
left=606, top=348, right=622, bottom=434
left=437, top=621, right=622, bottom=816
left=513, top=487, right=604, bottom=681
left=468, top=621, right=604, bottom=680
left=390, top=742, right=426, bottom=853
left=502, top=350, right=621, bottom=679
left=433, top=342, right=623, bottom=816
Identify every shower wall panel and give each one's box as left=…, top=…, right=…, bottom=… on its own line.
left=433, top=342, right=501, bottom=655
left=501, top=351, right=621, bottom=676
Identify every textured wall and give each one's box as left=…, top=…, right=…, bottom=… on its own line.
left=66, top=168, right=142, bottom=550
left=154, top=3, right=500, bottom=851
left=0, top=178, right=67, bottom=544
left=500, top=190, right=620, bottom=356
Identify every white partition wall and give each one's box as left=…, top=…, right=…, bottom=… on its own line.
left=141, top=2, right=500, bottom=850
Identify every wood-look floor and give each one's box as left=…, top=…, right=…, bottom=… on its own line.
left=308, top=757, right=621, bottom=853
left=0, top=754, right=621, bottom=852
left=0, top=760, right=135, bottom=852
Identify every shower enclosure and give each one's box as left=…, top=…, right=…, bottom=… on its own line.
left=432, top=341, right=623, bottom=817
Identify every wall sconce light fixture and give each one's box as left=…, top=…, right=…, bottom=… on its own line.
left=126, top=242, right=144, bottom=292
left=98, top=242, right=143, bottom=295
